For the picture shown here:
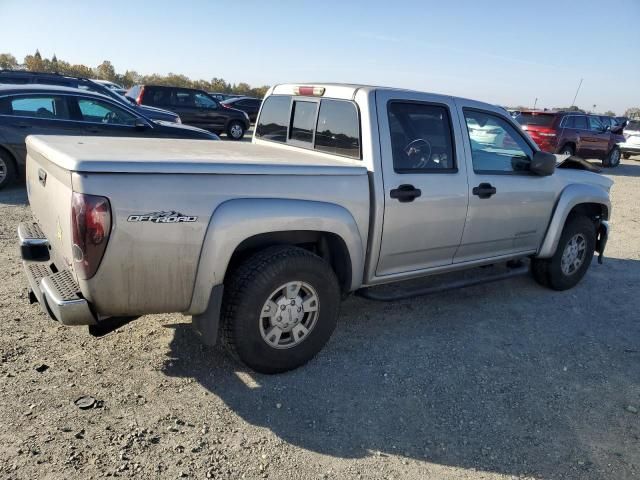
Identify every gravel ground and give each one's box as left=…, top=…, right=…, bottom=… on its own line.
left=0, top=158, right=639, bottom=480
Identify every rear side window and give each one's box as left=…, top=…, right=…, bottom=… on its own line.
left=126, top=85, right=140, bottom=100
left=315, top=99, right=360, bottom=158
left=255, top=95, right=290, bottom=142
left=4, top=95, right=70, bottom=119
left=564, top=115, right=588, bottom=129
left=388, top=102, right=455, bottom=172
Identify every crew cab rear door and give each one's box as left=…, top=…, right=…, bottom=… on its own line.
left=375, top=90, right=469, bottom=276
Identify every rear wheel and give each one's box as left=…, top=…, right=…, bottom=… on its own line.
left=622, top=153, right=631, bottom=160
left=603, top=146, right=621, bottom=168
left=220, top=246, right=340, bottom=373
left=559, top=144, right=574, bottom=156
left=531, top=215, right=596, bottom=291
left=226, top=120, right=245, bottom=141
left=0, top=150, right=17, bottom=190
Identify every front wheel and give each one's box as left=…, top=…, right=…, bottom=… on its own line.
left=0, top=151, right=17, bottom=190
left=622, top=152, right=631, bottom=160
left=559, top=144, right=575, bottom=156
left=220, top=246, right=340, bottom=374
left=226, top=120, right=245, bottom=141
left=531, top=215, right=596, bottom=291
left=603, top=146, right=621, bottom=168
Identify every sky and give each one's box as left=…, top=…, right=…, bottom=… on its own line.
left=1, top=0, right=639, bottom=114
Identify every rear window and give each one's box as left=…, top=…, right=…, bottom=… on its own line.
left=256, top=95, right=360, bottom=159
left=516, top=113, right=556, bottom=127
left=126, top=85, right=140, bottom=100
left=255, top=95, right=290, bottom=142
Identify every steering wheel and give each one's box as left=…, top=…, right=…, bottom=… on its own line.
left=102, top=111, right=118, bottom=124
left=404, top=138, right=432, bottom=169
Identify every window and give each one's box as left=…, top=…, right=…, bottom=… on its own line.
left=290, top=100, right=317, bottom=143
left=388, top=102, right=455, bottom=172
left=515, top=113, right=556, bottom=127
left=171, top=89, right=195, bottom=107
left=194, top=92, right=218, bottom=109
left=562, top=116, right=575, bottom=128
left=588, top=116, right=604, bottom=131
left=574, top=115, right=587, bottom=129
left=255, top=95, right=290, bottom=142
left=5, top=96, right=70, bottom=119
left=77, top=98, right=137, bottom=125
left=314, top=99, right=360, bottom=158
left=463, top=109, right=533, bottom=173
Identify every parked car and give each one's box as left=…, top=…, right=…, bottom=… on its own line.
left=0, top=85, right=218, bottom=189
left=516, top=110, right=625, bottom=167
left=620, top=119, right=640, bottom=159
left=209, top=92, right=242, bottom=102
left=93, top=79, right=125, bottom=91
left=18, top=83, right=611, bottom=374
left=221, top=97, right=262, bottom=122
left=0, top=70, right=181, bottom=124
left=128, top=85, right=250, bottom=140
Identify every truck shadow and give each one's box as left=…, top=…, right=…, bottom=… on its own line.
left=162, top=258, right=640, bottom=477
left=603, top=160, right=640, bottom=178
left=0, top=184, right=28, bottom=206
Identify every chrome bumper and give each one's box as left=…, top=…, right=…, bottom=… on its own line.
left=19, top=222, right=97, bottom=326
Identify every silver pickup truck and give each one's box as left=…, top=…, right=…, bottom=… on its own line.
left=18, top=83, right=612, bottom=373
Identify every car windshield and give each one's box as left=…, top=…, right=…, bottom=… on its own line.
left=515, top=113, right=556, bottom=127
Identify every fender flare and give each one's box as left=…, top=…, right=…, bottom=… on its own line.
left=536, top=183, right=611, bottom=258
left=187, top=198, right=365, bottom=315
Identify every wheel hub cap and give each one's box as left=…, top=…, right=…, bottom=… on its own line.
left=0, top=158, right=6, bottom=183
left=259, top=281, right=319, bottom=349
left=561, top=233, right=587, bottom=275
left=231, top=125, right=242, bottom=138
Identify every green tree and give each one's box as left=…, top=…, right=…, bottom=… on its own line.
left=0, top=53, right=18, bottom=70
left=24, top=49, right=45, bottom=71
left=603, top=110, right=616, bottom=117
left=96, top=60, right=117, bottom=81
left=624, top=107, right=640, bottom=119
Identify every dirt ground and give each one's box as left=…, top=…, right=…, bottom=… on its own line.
left=0, top=158, right=638, bottom=480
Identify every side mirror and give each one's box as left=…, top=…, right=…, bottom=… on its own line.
left=611, top=125, right=624, bottom=134
left=134, top=118, right=148, bottom=129
left=530, top=151, right=556, bottom=176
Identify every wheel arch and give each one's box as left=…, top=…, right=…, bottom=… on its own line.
left=187, top=198, right=365, bottom=315
left=536, top=184, right=611, bottom=258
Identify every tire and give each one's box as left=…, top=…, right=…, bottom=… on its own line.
left=226, top=120, right=245, bottom=141
left=0, top=150, right=17, bottom=190
left=603, top=146, right=621, bottom=168
left=559, top=144, right=574, bottom=156
left=220, top=246, right=340, bottom=374
left=622, top=153, right=631, bottom=160
left=530, top=215, right=596, bottom=291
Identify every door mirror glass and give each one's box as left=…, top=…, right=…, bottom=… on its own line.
left=530, top=151, right=556, bottom=176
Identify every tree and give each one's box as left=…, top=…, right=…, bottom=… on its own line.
left=624, top=107, right=640, bottom=119
left=51, top=53, right=59, bottom=73
left=554, top=105, right=585, bottom=113
left=603, top=110, right=616, bottom=117
left=0, top=53, right=18, bottom=70
left=24, top=49, right=45, bottom=71
left=95, top=60, right=117, bottom=81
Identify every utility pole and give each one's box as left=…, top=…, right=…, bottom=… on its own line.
left=571, top=78, right=583, bottom=108
left=533, top=97, right=538, bottom=111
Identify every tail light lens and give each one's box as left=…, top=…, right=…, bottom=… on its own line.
left=221, top=103, right=231, bottom=109
left=71, top=192, right=112, bottom=280
left=136, top=86, right=145, bottom=105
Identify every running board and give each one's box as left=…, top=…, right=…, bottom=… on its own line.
left=356, top=265, right=529, bottom=302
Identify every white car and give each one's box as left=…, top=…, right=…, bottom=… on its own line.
left=466, top=117, right=506, bottom=146
left=620, top=120, right=640, bottom=159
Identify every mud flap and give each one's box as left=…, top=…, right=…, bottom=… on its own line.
left=191, top=285, right=224, bottom=346
left=596, top=220, right=609, bottom=264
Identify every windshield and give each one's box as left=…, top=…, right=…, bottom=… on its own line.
left=515, top=113, right=556, bottom=127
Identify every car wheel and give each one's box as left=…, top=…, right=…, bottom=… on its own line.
left=220, top=246, right=340, bottom=374
left=226, top=121, right=245, bottom=141
left=0, top=150, right=17, bottom=190
left=530, top=215, right=596, bottom=291
left=603, top=146, right=621, bottom=168
left=559, top=144, right=574, bottom=156
left=622, top=153, right=631, bottom=160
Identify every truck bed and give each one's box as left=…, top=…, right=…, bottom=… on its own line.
left=25, top=136, right=367, bottom=176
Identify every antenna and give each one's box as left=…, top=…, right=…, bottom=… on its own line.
left=571, top=78, right=583, bottom=108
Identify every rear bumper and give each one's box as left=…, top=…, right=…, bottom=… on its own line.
left=19, top=222, right=97, bottom=326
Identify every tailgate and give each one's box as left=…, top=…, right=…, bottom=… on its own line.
left=25, top=140, right=74, bottom=273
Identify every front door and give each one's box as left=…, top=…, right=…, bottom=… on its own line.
left=375, top=91, right=469, bottom=276
left=454, top=105, right=558, bottom=263
left=585, top=116, right=611, bottom=159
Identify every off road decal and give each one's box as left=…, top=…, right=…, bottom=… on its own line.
left=127, top=211, right=197, bottom=223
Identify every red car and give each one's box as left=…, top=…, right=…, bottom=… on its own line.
left=515, top=111, right=625, bottom=167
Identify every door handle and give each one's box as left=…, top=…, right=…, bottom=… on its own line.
left=390, top=184, right=422, bottom=203
left=472, top=183, right=497, bottom=199
left=12, top=122, right=31, bottom=129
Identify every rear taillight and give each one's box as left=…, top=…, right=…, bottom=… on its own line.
left=221, top=103, right=231, bottom=109
left=71, top=192, right=112, bottom=280
left=136, top=86, right=145, bottom=105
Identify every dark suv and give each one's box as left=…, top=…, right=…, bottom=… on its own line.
left=127, top=85, right=250, bottom=140
left=0, top=70, right=180, bottom=124
left=516, top=111, right=625, bottom=167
